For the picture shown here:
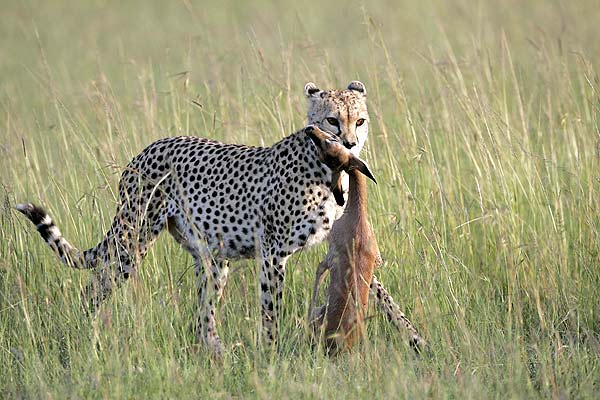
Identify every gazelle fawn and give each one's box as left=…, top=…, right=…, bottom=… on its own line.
left=307, top=129, right=426, bottom=355
left=306, top=128, right=378, bottom=355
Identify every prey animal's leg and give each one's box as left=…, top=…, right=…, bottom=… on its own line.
left=308, top=259, right=330, bottom=328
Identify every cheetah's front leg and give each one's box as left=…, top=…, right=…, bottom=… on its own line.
left=259, top=249, right=290, bottom=347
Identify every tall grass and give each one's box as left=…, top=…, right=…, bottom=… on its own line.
left=1, top=0, right=599, bottom=398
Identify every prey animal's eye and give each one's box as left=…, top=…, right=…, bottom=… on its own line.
left=325, top=117, right=339, bottom=127
left=356, top=118, right=366, bottom=127
left=325, top=135, right=340, bottom=145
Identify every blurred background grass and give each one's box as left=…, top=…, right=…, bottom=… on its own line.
left=1, top=0, right=599, bottom=398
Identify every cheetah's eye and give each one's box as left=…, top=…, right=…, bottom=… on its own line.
left=356, top=118, right=366, bottom=127
left=325, top=117, right=339, bottom=127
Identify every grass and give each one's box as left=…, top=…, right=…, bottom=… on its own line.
left=1, top=0, right=599, bottom=398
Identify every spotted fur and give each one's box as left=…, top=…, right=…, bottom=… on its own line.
left=304, top=80, right=369, bottom=155
left=18, top=125, right=362, bottom=354
left=307, top=82, right=424, bottom=349
left=17, top=82, right=422, bottom=355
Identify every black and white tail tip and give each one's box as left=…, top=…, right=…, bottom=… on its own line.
left=17, top=203, right=53, bottom=232
left=16, top=203, right=65, bottom=253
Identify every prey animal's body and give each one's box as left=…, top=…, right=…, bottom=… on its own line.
left=307, top=128, right=379, bottom=354
left=307, top=130, right=426, bottom=354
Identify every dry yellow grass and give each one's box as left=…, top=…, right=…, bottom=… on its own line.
left=1, top=1, right=599, bottom=398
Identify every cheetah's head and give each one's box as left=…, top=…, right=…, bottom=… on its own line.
left=304, top=81, right=369, bottom=156
left=304, top=125, right=376, bottom=207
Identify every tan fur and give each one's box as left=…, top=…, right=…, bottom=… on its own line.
left=306, top=130, right=378, bottom=354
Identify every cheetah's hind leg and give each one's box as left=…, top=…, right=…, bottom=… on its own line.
left=193, top=255, right=229, bottom=357
left=370, top=275, right=427, bottom=354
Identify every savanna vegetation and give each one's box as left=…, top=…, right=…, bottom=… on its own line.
left=1, top=1, right=599, bottom=398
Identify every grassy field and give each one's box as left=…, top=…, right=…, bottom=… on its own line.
left=1, top=0, right=599, bottom=398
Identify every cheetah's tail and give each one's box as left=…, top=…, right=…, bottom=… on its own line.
left=16, top=203, right=97, bottom=269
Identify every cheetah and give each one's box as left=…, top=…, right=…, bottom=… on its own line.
left=17, top=82, right=421, bottom=354
left=16, top=124, right=373, bottom=355
left=304, top=80, right=369, bottom=155
left=306, top=81, right=425, bottom=349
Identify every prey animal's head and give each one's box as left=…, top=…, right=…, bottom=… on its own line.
left=304, top=125, right=376, bottom=206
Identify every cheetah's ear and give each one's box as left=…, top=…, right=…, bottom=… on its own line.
left=347, top=81, right=367, bottom=96
left=349, top=156, right=376, bottom=184
left=304, top=82, right=321, bottom=98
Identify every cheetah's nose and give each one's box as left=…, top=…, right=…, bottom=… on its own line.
left=344, top=141, right=357, bottom=149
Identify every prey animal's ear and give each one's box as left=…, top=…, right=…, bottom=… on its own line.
left=304, top=82, right=321, bottom=98
left=347, top=81, right=367, bottom=96
left=330, top=172, right=345, bottom=206
left=349, top=156, right=377, bottom=184
left=305, top=125, right=320, bottom=146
